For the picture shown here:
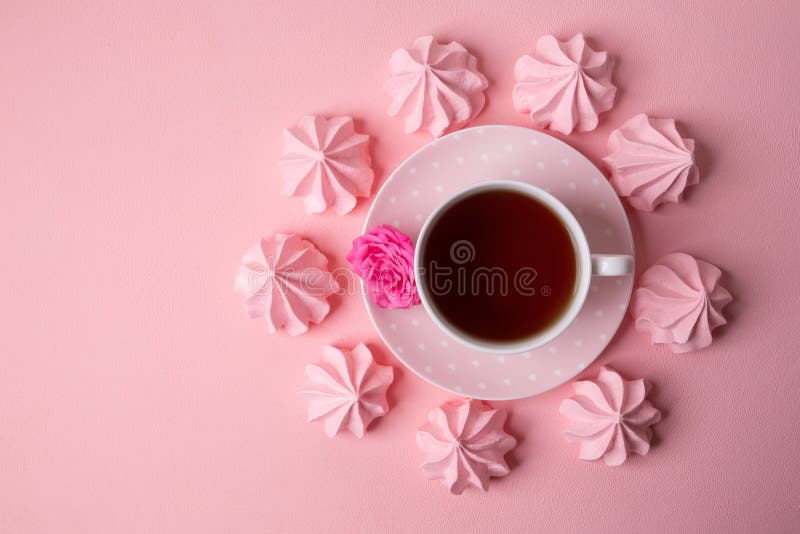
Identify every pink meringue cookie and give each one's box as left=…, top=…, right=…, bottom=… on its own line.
left=560, top=366, right=662, bottom=466
left=513, top=33, right=616, bottom=135
left=416, top=398, right=516, bottom=494
left=234, top=233, right=338, bottom=335
left=382, top=35, right=488, bottom=138
left=278, top=115, right=373, bottom=215
left=605, top=114, right=699, bottom=211
left=299, top=344, right=394, bottom=438
left=631, top=252, right=732, bottom=353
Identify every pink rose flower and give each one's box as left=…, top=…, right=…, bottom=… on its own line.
left=347, top=224, right=420, bottom=309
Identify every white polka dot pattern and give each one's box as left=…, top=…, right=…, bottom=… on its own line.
left=361, top=125, right=634, bottom=400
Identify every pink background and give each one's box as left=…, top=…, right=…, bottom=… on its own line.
left=2, top=1, right=799, bottom=532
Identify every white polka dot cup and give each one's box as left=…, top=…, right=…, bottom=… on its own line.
left=414, top=180, right=633, bottom=355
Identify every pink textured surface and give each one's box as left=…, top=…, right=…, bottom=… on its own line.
left=1, top=1, right=799, bottom=533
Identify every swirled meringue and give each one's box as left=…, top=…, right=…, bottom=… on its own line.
left=513, top=33, right=616, bottom=135
left=382, top=35, right=488, bottom=138
left=234, top=233, right=338, bottom=335
left=631, top=252, right=732, bottom=353
left=605, top=114, right=699, bottom=211
left=416, top=398, right=516, bottom=494
left=299, top=344, right=394, bottom=438
left=278, top=115, right=373, bottom=215
left=560, top=366, right=662, bottom=466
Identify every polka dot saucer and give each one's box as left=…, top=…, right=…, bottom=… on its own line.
left=361, top=125, right=634, bottom=400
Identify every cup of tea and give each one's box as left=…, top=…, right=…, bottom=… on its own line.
left=414, top=180, right=633, bottom=355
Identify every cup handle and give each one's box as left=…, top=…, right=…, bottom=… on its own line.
left=591, top=254, right=633, bottom=276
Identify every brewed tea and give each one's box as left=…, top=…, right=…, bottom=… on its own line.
left=421, top=190, right=578, bottom=342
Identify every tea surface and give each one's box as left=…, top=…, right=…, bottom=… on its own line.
left=422, top=190, right=578, bottom=342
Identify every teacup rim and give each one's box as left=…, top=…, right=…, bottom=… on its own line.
left=413, top=179, right=592, bottom=355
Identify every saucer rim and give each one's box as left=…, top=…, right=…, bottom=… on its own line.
left=359, top=124, right=634, bottom=400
